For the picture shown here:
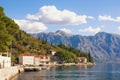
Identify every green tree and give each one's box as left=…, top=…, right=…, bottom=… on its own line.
left=87, top=52, right=94, bottom=63
left=55, top=51, right=77, bottom=63
left=0, top=21, right=13, bottom=51
left=2, top=16, right=19, bottom=35
left=0, top=7, right=5, bottom=18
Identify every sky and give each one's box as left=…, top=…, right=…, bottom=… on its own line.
left=0, top=0, right=120, bottom=35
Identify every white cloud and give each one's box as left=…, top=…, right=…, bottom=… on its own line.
left=79, top=26, right=101, bottom=33
left=14, top=6, right=95, bottom=34
left=118, top=26, right=120, bottom=31
left=60, top=28, right=72, bottom=34
left=88, top=16, right=94, bottom=19
left=14, top=19, right=47, bottom=33
left=98, top=15, right=120, bottom=22
left=27, top=14, right=40, bottom=21
left=26, top=5, right=93, bottom=25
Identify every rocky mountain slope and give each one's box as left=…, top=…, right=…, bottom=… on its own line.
left=32, top=31, right=120, bottom=60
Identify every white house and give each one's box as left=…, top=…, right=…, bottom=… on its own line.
left=39, top=55, right=50, bottom=65
left=19, top=53, right=34, bottom=65
left=0, top=52, right=11, bottom=68
left=48, top=50, right=56, bottom=55
left=19, top=53, right=52, bottom=65
left=77, top=57, right=87, bottom=63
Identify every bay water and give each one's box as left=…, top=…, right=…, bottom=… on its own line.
left=12, top=63, right=120, bottom=80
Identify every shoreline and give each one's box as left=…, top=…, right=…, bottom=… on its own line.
left=40, top=62, right=95, bottom=66
left=1, top=63, right=95, bottom=80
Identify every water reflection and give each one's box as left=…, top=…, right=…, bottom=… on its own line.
left=12, top=63, right=120, bottom=80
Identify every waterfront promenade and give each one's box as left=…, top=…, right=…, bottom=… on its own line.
left=0, top=66, right=24, bottom=80
left=0, top=63, right=95, bottom=80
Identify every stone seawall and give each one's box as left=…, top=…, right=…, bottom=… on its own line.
left=0, top=66, right=24, bottom=80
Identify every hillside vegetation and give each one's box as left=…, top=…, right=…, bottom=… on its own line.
left=0, top=6, right=94, bottom=63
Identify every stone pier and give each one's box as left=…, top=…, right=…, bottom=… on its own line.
left=0, top=66, right=24, bottom=80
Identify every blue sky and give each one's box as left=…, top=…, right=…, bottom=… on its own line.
left=1, top=0, right=120, bottom=35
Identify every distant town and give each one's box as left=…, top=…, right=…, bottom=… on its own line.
left=0, top=49, right=90, bottom=69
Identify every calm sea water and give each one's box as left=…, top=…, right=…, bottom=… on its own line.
left=12, top=63, right=120, bottom=80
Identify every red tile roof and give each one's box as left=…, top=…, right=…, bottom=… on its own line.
left=40, top=55, right=44, bottom=59
left=39, top=55, right=49, bottom=59
left=20, top=53, right=33, bottom=56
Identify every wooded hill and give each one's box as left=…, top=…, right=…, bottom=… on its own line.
left=0, top=6, right=94, bottom=63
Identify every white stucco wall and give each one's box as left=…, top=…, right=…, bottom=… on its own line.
left=51, top=51, right=56, bottom=55
left=0, top=56, right=11, bottom=68
left=35, top=57, right=40, bottom=65
left=19, top=56, right=34, bottom=65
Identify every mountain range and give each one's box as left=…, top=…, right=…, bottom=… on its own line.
left=32, top=30, right=120, bottom=61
